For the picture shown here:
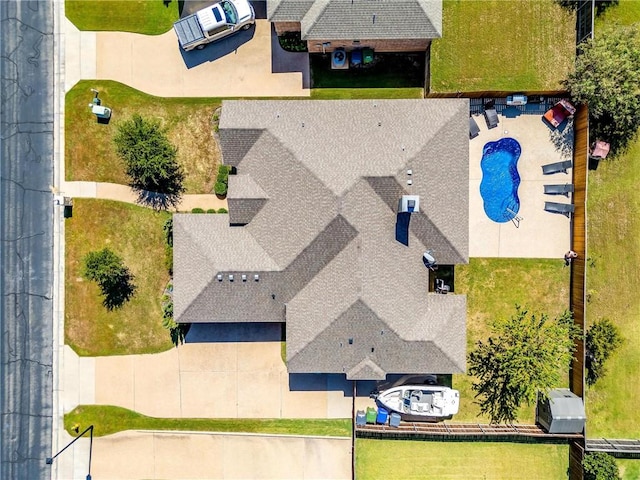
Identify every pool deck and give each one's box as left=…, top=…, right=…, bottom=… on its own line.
left=469, top=111, right=573, bottom=258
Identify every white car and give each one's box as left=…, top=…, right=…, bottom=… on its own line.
left=174, top=0, right=255, bottom=51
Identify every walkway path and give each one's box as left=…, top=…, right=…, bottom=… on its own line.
left=60, top=181, right=228, bottom=211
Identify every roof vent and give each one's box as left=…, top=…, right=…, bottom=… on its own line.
left=407, top=179, right=413, bottom=186
left=407, top=169, right=412, bottom=175
left=229, top=274, right=234, bottom=282
left=348, top=338, right=353, bottom=345
left=254, top=274, right=259, bottom=281
left=217, top=274, right=223, bottom=282
left=242, top=274, right=247, bottom=282
left=398, top=195, right=420, bottom=213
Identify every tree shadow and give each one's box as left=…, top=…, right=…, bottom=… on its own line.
left=548, top=118, right=574, bottom=158
left=135, top=189, right=182, bottom=211
left=101, top=272, right=136, bottom=310
left=555, top=0, right=618, bottom=15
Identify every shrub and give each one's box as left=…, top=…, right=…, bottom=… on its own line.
left=583, top=452, right=620, bottom=480
left=206, top=209, right=217, bottom=213
left=586, top=318, right=623, bottom=386
left=278, top=32, right=307, bottom=52
left=164, top=245, right=173, bottom=276
left=161, top=301, right=190, bottom=347
left=163, top=217, right=173, bottom=247
left=191, top=208, right=205, bottom=213
left=217, top=207, right=228, bottom=214
left=214, top=181, right=227, bottom=197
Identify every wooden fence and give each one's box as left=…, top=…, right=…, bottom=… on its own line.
left=568, top=104, right=589, bottom=480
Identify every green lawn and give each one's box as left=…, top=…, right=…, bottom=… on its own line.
left=66, top=80, right=221, bottom=194
left=310, top=88, right=424, bottom=99
left=65, top=405, right=351, bottom=437
left=595, top=0, right=640, bottom=27
left=66, top=0, right=179, bottom=35
left=356, top=440, right=568, bottom=479
left=453, top=258, right=570, bottom=423
left=619, top=459, right=640, bottom=480
left=430, top=0, right=575, bottom=92
left=66, top=199, right=173, bottom=356
left=585, top=138, right=640, bottom=438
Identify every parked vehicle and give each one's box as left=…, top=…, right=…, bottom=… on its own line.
left=173, top=0, right=255, bottom=52
left=374, top=385, right=460, bottom=421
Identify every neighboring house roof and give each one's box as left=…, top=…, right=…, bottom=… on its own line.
left=267, top=0, right=442, bottom=40
left=174, top=99, right=469, bottom=379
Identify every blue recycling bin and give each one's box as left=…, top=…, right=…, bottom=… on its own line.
left=376, top=407, right=389, bottom=424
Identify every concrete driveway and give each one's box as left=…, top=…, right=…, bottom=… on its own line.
left=62, top=431, right=350, bottom=479
left=62, top=323, right=377, bottom=419
left=64, top=16, right=309, bottom=97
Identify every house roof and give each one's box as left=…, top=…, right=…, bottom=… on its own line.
left=267, top=0, right=442, bottom=40
left=174, top=99, right=469, bottom=379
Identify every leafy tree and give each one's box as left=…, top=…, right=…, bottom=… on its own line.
left=564, top=23, right=640, bottom=154
left=83, top=248, right=136, bottom=310
left=586, top=318, right=623, bottom=386
left=583, top=452, right=620, bottom=480
left=468, top=307, right=581, bottom=424
left=114, top=114, right=185, bottom=209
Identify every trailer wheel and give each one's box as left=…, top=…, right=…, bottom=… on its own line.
left=242, top=23, right=252, bottom=30
left=196, top=44, right=206, bottom=50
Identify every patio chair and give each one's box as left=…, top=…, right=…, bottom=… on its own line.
left=590, top=140, right=610, bottom=159
left=469, top=116, right=480, bottom=139
left=544, top=184, right=574, bottom=196
left=484, top=107, right=499, bottom=129
left=544, top=202, right=575, bottom=217
left=542, top=160, right=572, bottom=175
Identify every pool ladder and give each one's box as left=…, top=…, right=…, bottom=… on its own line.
left=505, top=207, right=523, bottom=228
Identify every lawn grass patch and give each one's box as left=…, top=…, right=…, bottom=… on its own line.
left=586, top=138, right=640, bottom=438
left=65, top=405, right=351, bottom=437
left=619, top=459, right=640, bottom=480
left=66, top=80, right=221, bottom=194
left=595, top=0, right=640, bottom=27
left=65, top=199, right=173, bottom=356
left=310, top=88, right=423, bottom=99
left=430, top=0, right=575, bottom=92
left=65, top=0, right=179, bottom=35
left=453, top=258, right=570, bottom=422
left=356, top=439, right=568, bottom=479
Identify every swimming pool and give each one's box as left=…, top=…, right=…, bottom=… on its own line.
left=479, top=137, right=522, bottom=223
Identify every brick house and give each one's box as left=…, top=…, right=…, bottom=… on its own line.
left=173, top=99, right=469, bottom=380
left=267, top=0, right=442, bottom=54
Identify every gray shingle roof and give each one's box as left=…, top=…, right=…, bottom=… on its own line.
left=267, top=0, right=442, bottom=40
left=174, top=99, right=469, bottom=378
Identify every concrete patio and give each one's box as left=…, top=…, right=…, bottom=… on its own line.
left=469, top=110, right=574, bottom=258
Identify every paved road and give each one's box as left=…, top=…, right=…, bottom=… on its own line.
left=0, top=1, right=54, bottom=478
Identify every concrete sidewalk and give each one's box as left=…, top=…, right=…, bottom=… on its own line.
left=61, top=181, right=228, bottom=211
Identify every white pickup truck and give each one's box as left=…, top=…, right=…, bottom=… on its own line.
left=173, top=0, right=255, bottom=51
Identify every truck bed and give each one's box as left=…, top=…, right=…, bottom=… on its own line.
left=173, top=14, right=205, bottom=48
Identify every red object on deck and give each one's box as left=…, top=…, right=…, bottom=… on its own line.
left=543, top=99, right=576, bottom=128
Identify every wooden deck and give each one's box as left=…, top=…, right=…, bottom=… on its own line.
left=586, top=439, right=640, bottom=459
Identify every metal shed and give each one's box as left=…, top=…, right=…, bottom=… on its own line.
left=536, top=388, right=586, bottom=434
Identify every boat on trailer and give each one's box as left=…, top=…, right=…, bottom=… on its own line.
left=375, top=385, right=460, bottom=422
